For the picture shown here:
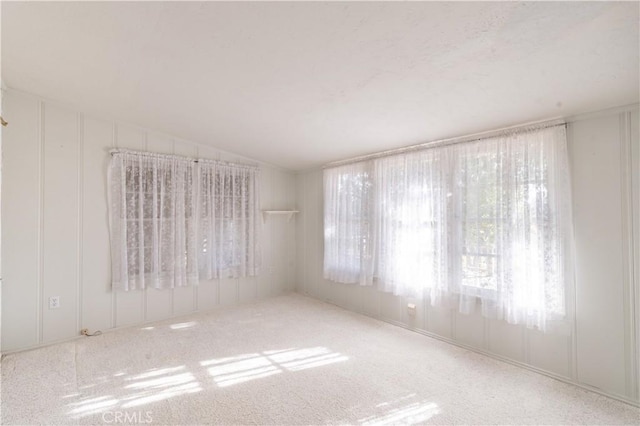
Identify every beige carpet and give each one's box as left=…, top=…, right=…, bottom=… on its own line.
left=2, top=293, right=639, bottom=425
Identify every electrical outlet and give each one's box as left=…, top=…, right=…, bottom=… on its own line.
left=407, top=303, right=416, bottom=317
left=49, top=296, right=60, bottom=309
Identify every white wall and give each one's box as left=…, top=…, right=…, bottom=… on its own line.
left=3, top=86, right=638, bottom=406
left=296, top=105, right=640, bottom=406
left=1, top=88, right=297, bottom=352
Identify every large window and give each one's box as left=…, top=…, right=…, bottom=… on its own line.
left=199, top=162, right=260, bottom=279
left=109, top=151, right=260, bottom=291
left=324, top=162, right=373, bottom=285
left=109, top=153, right=198, bottom=291
left=323, top=125, right=572, bottom=330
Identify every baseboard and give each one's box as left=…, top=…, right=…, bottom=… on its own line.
left=301, top=291, right=640, bottom=409
left=1, top=291, right=294, bottom=356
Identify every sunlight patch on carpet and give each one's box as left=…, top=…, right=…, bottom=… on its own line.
left=169, top=321, right=197, bottom=330
left=202, top=346, right=349, bottom=387
left=359, top=400, right=440, bottom=425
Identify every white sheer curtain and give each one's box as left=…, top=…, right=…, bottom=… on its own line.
left=374, top=149, right=451, bottom=300
left=449, top=126, right=572, bottom=329
left=324, top=161, right=375, bottom=285
left=108, top=151, right=199, bottom=291
left=109, top=151, right=261, bottom=290
left=198, top=161, right=260, bottom=279
left=323, top=125, right=572, bottom=330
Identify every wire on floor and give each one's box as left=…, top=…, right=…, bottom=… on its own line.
left=80, top=329, right=103, bottom=337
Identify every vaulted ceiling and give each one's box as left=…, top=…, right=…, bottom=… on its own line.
left=3, top=2, right=638, bottom=170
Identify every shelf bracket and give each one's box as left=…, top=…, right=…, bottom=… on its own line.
left=261, top=210, right=299, bottom=224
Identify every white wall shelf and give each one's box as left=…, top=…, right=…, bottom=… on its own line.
left=261, top=210, right=299, bottom=223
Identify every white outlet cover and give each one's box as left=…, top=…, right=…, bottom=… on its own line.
left=49, top=296, right=60, bottom=309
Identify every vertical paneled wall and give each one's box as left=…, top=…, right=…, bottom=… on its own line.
left=295, top=105, right=640, bottom=405
left=1, top=89, right=297, bottom=352
left=3, top=86, right=638, bottom=405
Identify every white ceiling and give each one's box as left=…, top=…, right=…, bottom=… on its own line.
left=2, top=2, right=638, bottom=170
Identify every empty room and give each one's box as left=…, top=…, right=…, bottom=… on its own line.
left=1, top=1, right=639, bottom=425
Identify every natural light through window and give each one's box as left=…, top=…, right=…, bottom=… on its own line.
left=68, top=396, right=120, bottom=416
left=201, top=347, right=349, bottom=388
left=67, top=346, right=349, bottom=419
left=324, top=125, right=572, bottom=331
left=357, top=394, right=440, bottom=426
left=169, top=321, right=197, bottom=330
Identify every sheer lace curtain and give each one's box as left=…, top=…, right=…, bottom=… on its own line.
left=374, top=149, right=451, bottom=300
left=109, top=151, right=260, bottom=291
left=199, top=161, right=260, bottom=279
left=108, top=151, right=199, bottom=291
left=323, top=125, right=572, bottom=330
left=324, top=161, right=374, bottom=285
left=450, top=127, right=572, bottom=329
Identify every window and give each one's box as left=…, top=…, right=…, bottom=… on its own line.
left=324, top=162, right=373, bottom=285
left=108, top=151, right=260, bottom=291
left=457, top=148, right=502, bottom=293
left=323, top=125, right=571, bottom=330
left=109, top=153, right=198, bottom=291
left=374, top=152, right=448, bottom=298
left=199, top=162, right=260, bottom=279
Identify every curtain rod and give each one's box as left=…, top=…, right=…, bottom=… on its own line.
left=109, top=148, right=260, bottom=170
left=323, top=118, right=566, bottom=169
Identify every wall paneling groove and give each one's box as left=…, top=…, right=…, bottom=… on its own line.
left=1, top=89, right=297, bottom=352
left=295, top=105, right=640, bottom=406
